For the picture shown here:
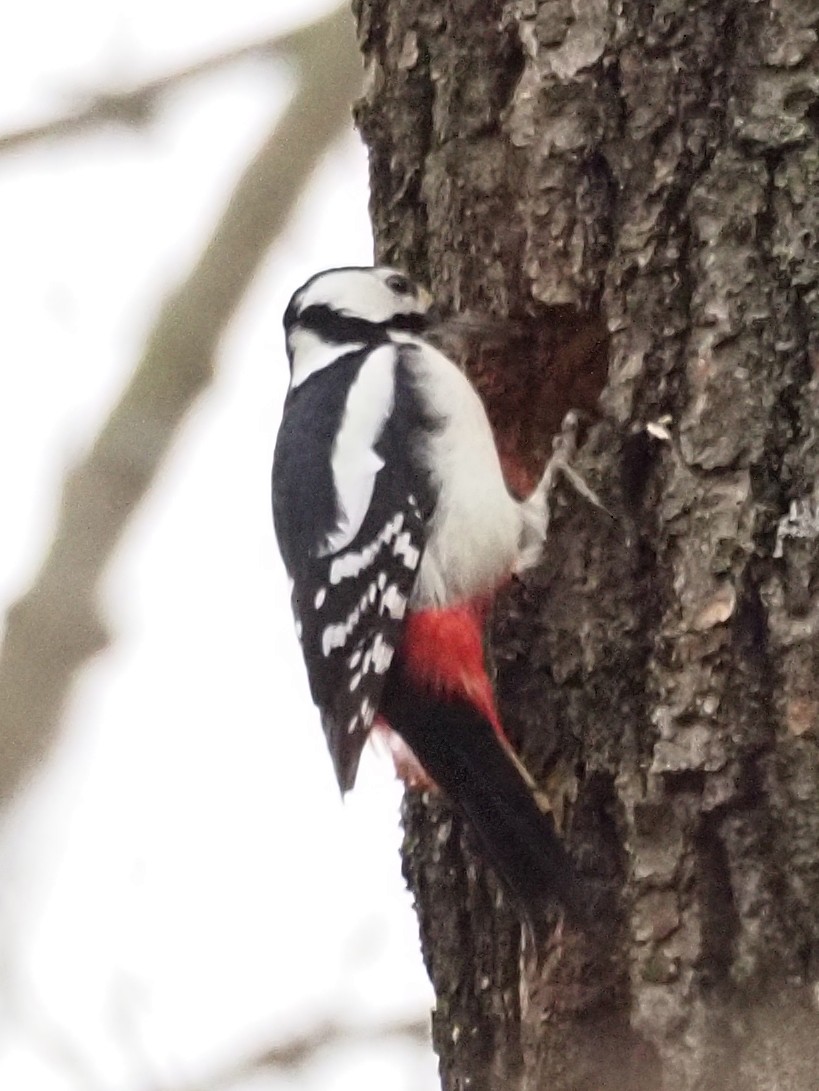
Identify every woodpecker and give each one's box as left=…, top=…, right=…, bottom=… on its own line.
left=272, top=266, right=591, bottom=934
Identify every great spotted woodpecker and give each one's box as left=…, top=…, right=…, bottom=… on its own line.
left=272, top=266, right=590, bottom=932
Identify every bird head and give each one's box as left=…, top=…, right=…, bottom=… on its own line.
left=284, top=266, right=434, bottom=342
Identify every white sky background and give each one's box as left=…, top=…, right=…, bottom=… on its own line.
left=0, top=1, right=436, bottom=1088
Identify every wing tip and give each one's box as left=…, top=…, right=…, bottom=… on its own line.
left=322, top=710, right=367, bottom=796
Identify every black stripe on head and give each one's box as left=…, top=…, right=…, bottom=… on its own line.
left=293, top=305, right=432, bottom=345
left=388, top=312, right=432, bottom=335
left=296, top=304, right=392, bottom=346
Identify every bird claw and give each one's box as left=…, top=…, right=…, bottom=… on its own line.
left=540, top=410, right=608, bottom=517
left=499, top=739, right=577, bottom=832
left=542, top=761, right=579, bottom=832
left=516, top=411, right=608, bottom=573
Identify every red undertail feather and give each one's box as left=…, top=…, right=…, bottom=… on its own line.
left=400, top=604, right=506, bottom=741
left=376, top=602, right=585, bottom=931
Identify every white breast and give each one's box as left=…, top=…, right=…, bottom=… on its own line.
left=401, top=339, right=521, bottom=608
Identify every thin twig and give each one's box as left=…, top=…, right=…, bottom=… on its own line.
left=0, top=14, right=339, bottom=155
left=151, top=1017, right=430, bottom=1091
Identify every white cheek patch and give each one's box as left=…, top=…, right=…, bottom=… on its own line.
left=319, top=346, right=397, bottom=557
left=297, top=268, right=427, bottom=326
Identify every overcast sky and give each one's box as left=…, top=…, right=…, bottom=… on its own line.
left=0, top=3, right=436, bottom=1088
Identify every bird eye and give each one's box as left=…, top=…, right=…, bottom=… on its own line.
left=386, top=273, right=414, bottom=296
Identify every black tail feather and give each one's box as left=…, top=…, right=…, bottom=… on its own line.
left=381, top=665, right=585, bottom=936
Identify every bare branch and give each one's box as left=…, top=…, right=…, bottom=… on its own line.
left=151, top=1017, right=430, bottom=1091
left=0, top=11, right=343, bottom=155
left=0, top=2, right=361, bottom=808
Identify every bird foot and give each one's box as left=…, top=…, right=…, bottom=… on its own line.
left=516, top=410, right=608, bottom=572
left=540, top=410, right=607, bottom=516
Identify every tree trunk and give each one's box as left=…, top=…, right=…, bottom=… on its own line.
left=352, top=1, right=819, bottom=1088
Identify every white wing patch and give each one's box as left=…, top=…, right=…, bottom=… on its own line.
left=319, top=345, right=397, bottom=557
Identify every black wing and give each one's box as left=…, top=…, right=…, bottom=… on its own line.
left=272, top=347, right=436, bottom=791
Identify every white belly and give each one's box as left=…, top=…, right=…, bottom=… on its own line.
left=404, top=341, right=521, bottom=608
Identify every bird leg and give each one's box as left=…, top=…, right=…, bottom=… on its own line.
left=517, top=410, right=607, bottom=572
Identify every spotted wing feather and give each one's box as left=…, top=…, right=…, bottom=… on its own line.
left=300, top=492, right=426, bottom=791
left=272, top=346, right=436, bottom=792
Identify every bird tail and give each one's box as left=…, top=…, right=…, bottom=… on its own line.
left=381, top=607, right=584, bottom=935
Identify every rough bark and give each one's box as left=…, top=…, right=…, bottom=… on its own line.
left=352, top=1, right=819, bottom=1088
